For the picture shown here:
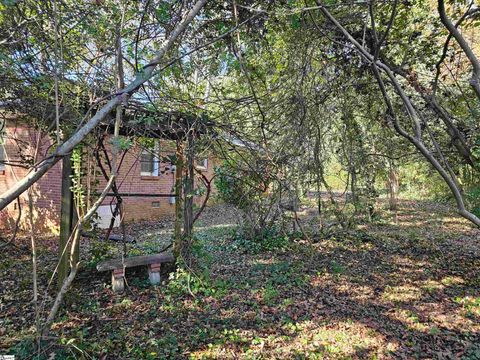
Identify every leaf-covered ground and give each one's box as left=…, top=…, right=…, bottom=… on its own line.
left=1, top=200, right=480, bottom=359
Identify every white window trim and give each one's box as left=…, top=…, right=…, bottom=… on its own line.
left=140, top=141, right=160, bottom=176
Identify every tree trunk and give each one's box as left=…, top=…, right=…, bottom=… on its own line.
left=58, top=154, right=73, bottom=289
left=387, top=165, right=399, bottom=223
left=173, top=140, right=184, bottom=259
left=71, top=149, right=81, bottom=267
left=183, top=132, right=195, bottom=242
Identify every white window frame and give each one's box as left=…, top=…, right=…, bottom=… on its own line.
left=196, top=158, right=208, bottom=170
left=140, top=140, right=160, bottom=176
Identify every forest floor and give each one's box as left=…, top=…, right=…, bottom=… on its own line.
left=1, top=199, right=480, bottom=359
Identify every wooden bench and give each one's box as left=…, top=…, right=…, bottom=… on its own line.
left=97, top=253, right=175, bottom=293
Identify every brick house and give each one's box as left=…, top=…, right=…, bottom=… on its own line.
left=0, top=118, right=216, bottom=234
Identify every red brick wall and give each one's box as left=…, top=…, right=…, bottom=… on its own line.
left=0, top=121, right=217, bottom=233
left=96, top=138, right=217, bottom=222
left=0, top=120, right=62, bottom=233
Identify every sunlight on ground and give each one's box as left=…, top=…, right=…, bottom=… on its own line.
left=390, top=308, right=429, bottom=332
left=453, top=296, right=480, bottom=318
left=189, top=320, right=388, bottom=359
left=382, top=285, right=422, bottom=303
left=441, top=276, right=465, bottom=286
left=420, top=279, right=445, bottom=293
left=195, top=224, right=236, bottom=231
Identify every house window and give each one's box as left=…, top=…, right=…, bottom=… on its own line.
left=140, top=141, right=159, bottom=176
left=197, top=158, right=208, bottom=170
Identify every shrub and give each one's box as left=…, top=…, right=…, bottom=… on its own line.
left=215, top=161, right=278, bottom=233
left=232, top=226, right=290, bottom=253
left=465, top=186, right=480, bottom=218
left=86, top=240, right=117, bottom=269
